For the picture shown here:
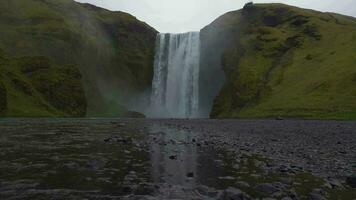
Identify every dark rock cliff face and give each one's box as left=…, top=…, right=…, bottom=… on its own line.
left=0, top=0, right=157, bottom=117
left=202, top=3, right=356, bottom=119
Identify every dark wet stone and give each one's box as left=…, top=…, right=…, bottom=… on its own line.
left=286, top=188, right=298, bottom=199
left=196, top=185, right=219, bottom=197
left=186, top=172, right=194, bottom=178
left=136, top=184, right=155, bottom=195
left=86, top=159, right=107, bottom=170
left=307, top=192, right=326, bottom=200
left=236, top=181, right=250, bottom=188
left=279, top=165, right=292, bottom=173
left=346, top=176, right=356, bottom=188
left=338, top=150, right=347, bottom=154
left=254, top=183, right=280, bottom=195
left=117, top=137, right=132, bottom=144
left=104, top=137, right=112, bottom=142
left=307, top=189, right=327, bottom=200
left=219, top=187, right=251, bottom=200
left=276, top=116, right=284, bottom=120
left=325, top=178, right=343, bottom=189
left=169, top=155, right=177, bottom=160
left=281, top=197, right=293, bottom=200
left=121, top=186, right=133, bottom=194
left=62, top=162, right=80, bottom=170
left=118, top=123, right=126, bottom=127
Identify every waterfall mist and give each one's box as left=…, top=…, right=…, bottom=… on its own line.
left=150, top=32, right=201, bottom=118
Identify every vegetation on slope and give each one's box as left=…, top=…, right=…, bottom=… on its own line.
left=208, top=3, right=356, bottom=119
left=0, top=49, right=86, bottom=117
left=0, top=0, right=157, bottom=117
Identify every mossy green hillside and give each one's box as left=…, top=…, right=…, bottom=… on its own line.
left=0, top=0, right=157, bottom=117
left=0, top=50, right=86, bottom=117
left=208, top=3, right=356, bottom=119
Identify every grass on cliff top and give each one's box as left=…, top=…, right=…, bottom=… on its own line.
left=212, top=3, right=356, bottom=120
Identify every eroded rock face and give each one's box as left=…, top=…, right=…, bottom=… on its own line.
left=0, top=81, right=7, bottom=113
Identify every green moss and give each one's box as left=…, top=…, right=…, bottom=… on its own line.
left=0, top=81, right=7, bottom=113
left=0, top=0, right=157, bottom=117
left=210, top=3, right=356, bottom=119
left=0, top=50, right=86, bottom=117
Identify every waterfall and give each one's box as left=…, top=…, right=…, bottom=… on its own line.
left=150, top=32, right=200, bottom=118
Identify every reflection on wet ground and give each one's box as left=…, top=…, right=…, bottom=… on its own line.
left=0, top=119, right=240, bottom=199
left=148, top=124, right=240, bottom=195
left=0, top=119, right=355, bottom=199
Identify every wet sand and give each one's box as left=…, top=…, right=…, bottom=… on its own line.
left=0, top=119, right=355, bottom=199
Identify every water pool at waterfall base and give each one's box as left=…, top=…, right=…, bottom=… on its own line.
left=0, top=119, right=355, bottom=199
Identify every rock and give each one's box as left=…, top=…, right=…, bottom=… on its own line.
left=86, top=159, right=107, bottom=170
left=117, top=137, right=133, bottom=144
left=307, top=192, right=326, bottom=200
left=123, top=111, right=146, bottom=118
left=104, top=137, right=112, bottom=142
left=243, top=2, right=254, bottom=10
left=279, top=165, right=292, bottom=173
left=271, top=192, right=285, bottom=198
left=236, top=181, right=250, bottom=188
left=186, top=172, right=194, bottom=178
left=346, top=176, right=356, bottom=188
left=62, top=162, right=80, bottom=170
left=136, top=184, right=155, bottom=195
left=169, top=155, right=177, bottom=160
left=219, top=176, right=235, bottom=180
left=276, top=116, right=284, bottom=120
left=196, top=185, right=219, bottom=198
left=286, top=188, right=298, bottom=199
left=325, top=178, right=343, bottom=189
left=219, top=187, right=251, bottom=200
left=254, top=183, right=280, bottom=195
left=281, top=197, right=293, bottom=200
left=307, top=189, right=327, bottom=200
left=118, top=122, right=126, bottom=127
left=250, top=174, right=261, bottom=179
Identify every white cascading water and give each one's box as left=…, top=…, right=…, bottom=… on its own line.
left=150, top=32, right=200, bottom=118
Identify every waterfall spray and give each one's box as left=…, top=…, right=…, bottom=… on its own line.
left=150, top=32, right=200, bottom=118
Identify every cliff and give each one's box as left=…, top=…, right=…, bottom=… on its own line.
left=201, top=3, right=356, bottom=119
left=0, top=0, right=157, bottom=117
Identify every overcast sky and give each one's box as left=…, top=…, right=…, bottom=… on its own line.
left=76, top=0, right=356, bottom=33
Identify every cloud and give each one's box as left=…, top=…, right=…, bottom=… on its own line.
left=75, top=0, right=356, bottom=33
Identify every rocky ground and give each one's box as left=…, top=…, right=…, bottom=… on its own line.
left=0, top=119, right=355, bottom=199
